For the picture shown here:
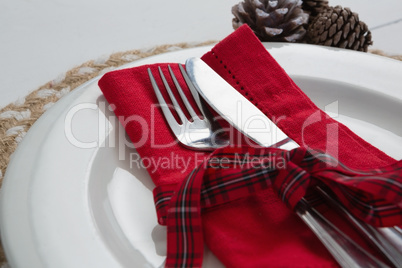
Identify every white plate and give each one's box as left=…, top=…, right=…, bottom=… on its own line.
left=1, top=44, right=402, bottom=268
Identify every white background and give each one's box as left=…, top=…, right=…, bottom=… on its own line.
left=1, top=0, right=401, bottom=108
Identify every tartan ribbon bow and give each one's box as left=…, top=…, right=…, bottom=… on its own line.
left=153, top=146, right=402, bottom=268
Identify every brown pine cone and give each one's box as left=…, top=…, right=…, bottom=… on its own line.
left=307, top=5, right=373, bottom=52
left=232, top=0, right=309, bottom=42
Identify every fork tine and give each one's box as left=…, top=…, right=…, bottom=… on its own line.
left=157, top=67, right=187, bottom=124
left=178, top=64, right=207, bottom=118
left=168, top=65, right=199, bottom=120
left=148, top=68, right=182, bottom=132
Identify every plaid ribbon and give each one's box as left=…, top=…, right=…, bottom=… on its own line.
left=154, top=146, right=402, bottom=268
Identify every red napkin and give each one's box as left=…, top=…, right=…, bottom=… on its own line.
left=99, top=25, right=396, bottom=267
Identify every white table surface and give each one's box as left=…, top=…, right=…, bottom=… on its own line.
left=1, top=0, right=401, bottom=109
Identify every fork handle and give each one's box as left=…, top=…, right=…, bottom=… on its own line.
left=274, top=138, right=402, bottom=267
left=296, top=199, right=389, bottom=268
left=316, top=186, right=402, bottom=267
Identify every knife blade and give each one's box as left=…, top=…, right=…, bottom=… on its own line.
left=185, top=57, right=298, bottom=149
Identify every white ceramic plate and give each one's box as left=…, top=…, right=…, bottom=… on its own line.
left=1, top=44, right=402, bottom=268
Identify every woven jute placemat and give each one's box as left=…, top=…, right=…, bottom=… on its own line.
left=0, top=43, right=400, bottom=266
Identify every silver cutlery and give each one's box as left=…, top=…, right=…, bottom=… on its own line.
left=148, top=63, right=390, bottom=267
left=316, top=186, right=402, bottom=267
left=148, top=65, right=228, bottom=151
left=185, top=57, right=402, bottom=267
left=186, top=58, right=402, bottom=267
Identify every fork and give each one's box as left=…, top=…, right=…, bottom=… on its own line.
left=148, top=65, right=229, bottom=151
left=148, top=64, right=390, bottom=267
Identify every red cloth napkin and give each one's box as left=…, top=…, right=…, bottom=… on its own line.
left=99, top=25, right=397, bottom=267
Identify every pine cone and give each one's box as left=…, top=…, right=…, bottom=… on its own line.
left=307, top=5, right=373, bottom=52
left=232, top=0, right=309, bottom=42
left=302, top=0, right=329, bottom=21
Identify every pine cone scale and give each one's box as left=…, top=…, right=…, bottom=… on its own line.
left=331, top=13, right=337, bottom=23
left=283, top=27, right=306, bottom=42
left=353, top=41, right=360, bottom=51
left=268, top=0, right=278, bottom=8
left=329, top=23, right=337, bottom=37
left=350, top=15, right=356, bottom=29
left=324, top=38, right=332, bottom=46
left=320, top=30, right=328, bottom=42
left=343, top=23, right=350, bottom=39
left=336, top=17, right=343, bottom=31
left=325, top=19, right=331, bottom=29
left=333, top=31, right=342, bottom=45
left=355, top=25, right=361, bottom=38
left=281, top=15, right=308, bottom=32
left=251, top=0, right=264, bottom=9
left=347, top=32, right=356, bottom=47
left=339, top=40, right=347, bottom=48
left=265, top=27, right=284, bottom=37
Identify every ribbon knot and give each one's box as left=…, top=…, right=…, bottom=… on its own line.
left=153, top=146, right=402, bottom=268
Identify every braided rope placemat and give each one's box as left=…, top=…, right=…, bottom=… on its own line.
left=0, top=43, right=400, bottom=266
left=0, top=41, right=216, bottom=266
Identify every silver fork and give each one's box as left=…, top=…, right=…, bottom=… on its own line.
left=148, top=64, right=390, bottom=268
left=148, top=65, right=229, bottom=151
